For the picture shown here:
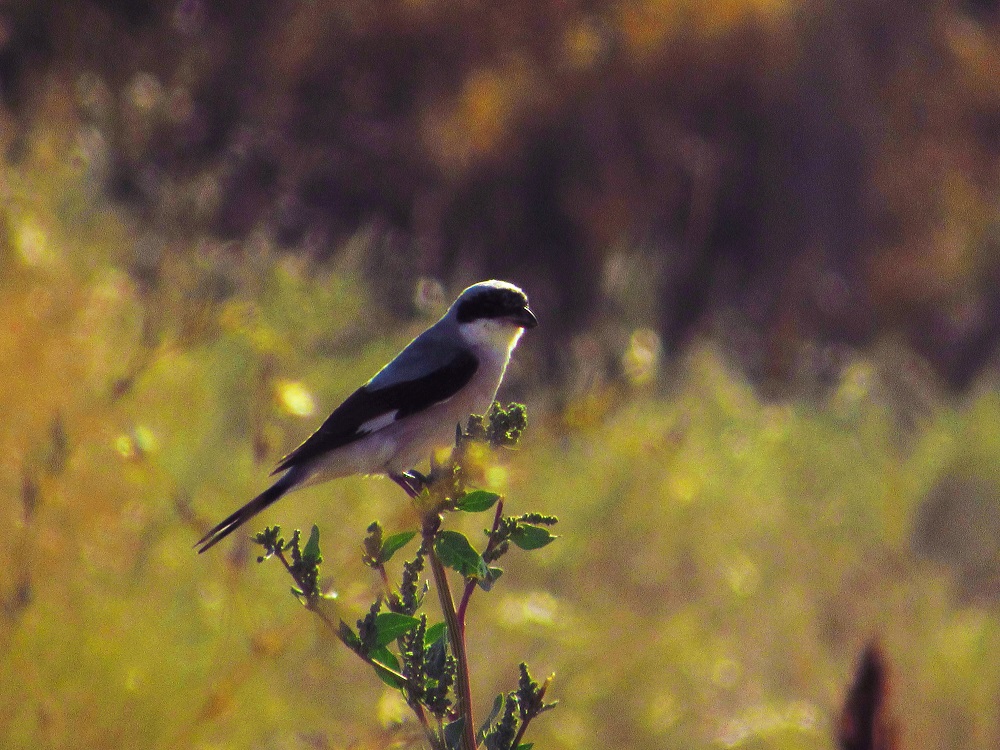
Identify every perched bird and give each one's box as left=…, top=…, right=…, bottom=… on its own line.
left=195, top=280, right=537, bottom=553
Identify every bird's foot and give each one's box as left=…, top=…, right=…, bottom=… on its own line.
left=407, top=469, right=430, bottom=485
left=390, top=471, right=426, bottom=498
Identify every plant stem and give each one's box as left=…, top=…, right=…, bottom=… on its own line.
left=376, top=562, right=391, bottom=593
left=457, top=580, right=475, bottom=627
left=272, top=549, right=414, bottom=687
left=457, top=498, right=504, bottom=627
left=412, top=702, right=445, bottom=750
left=510, top=719, right=531, bottom=750
left=510, top=675, right=551, bottom=750
left=426, top=520, right=477, bottom=750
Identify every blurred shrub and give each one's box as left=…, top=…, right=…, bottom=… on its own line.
left=3, top=0, right=1000, bottom=388
left=1, top=142, right=1000, bottom=749
left=2, top=5, right=1000, bottom=750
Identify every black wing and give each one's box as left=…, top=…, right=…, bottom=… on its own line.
left=271, top=347, right=478, bottom=474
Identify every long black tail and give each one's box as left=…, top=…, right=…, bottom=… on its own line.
left=195, top=472, right=297, bottom=554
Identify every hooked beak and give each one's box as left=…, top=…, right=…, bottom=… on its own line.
left=512, top=306, right=538, bottom=329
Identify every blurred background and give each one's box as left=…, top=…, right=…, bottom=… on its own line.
left=2, top=0, right=999, bottom=748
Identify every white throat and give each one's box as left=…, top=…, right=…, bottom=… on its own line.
left=458, top=318, right=525, bottom=359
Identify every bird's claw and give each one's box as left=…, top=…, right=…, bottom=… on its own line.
left=391, top=471, right=427, bottom=498
left=406, top=469, right=430, bottom=485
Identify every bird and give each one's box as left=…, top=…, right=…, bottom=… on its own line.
left=195, top=279, right=537, bottom=553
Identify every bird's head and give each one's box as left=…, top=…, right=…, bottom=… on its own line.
left=450, top=280, right=537, bottom=353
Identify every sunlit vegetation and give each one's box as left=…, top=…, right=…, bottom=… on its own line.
left=2, top=1, right=1000, bottom=747
left=1, top=141, right=998, bottom=749
left=248, top=403, right=557, bottom=750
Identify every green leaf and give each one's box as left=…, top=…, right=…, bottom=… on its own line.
left=425, top=633, right=448, bottom=678
left=374, top=612, right=420, bottom=647
left=303, top=524, right=322, bottom=562
left=369, top=645, right=404, bottom=688
left=444, top=717, right=465, bottom=750
left=380, top=530, right=417, bottom=562
left=424, top=621, right=447, bottom=646
left=516, top=744, right=534, bottom=750
left=339, top=621, right=362, bottom=650
left=477, top=566, right=503, bottom=592
left=510, top=524, right=556, bottom=550
left=455, top=490, right=500, bottom=512
left=435, top=530, right=488, bottom=578
left=477, top=694, right=505, bottom=745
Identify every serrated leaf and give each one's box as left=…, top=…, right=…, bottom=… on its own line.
left=477, top=694, right=505, bottom=745
left=510, top=524, right=556, bottom=550
left=339, top=621, right=362, bottom=650
left=455, top=490, right=500, bottom=512
left=370, top=646, right=405, bottom=688
left=425, top=636, right=448, bottom=678
left=424, top=621, right=447, bottom=646
left=476, top=566, right=503, bottom=592
left=444, top=717, right=465, bottom=750
left=380, top=530, right=416, bottom=562
left=303, top=524, right=322, bottom=561
left=434, top=530, right=488, bottom=578
left=374, top=612, right=420, bottom=647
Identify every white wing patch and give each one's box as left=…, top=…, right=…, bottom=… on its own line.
left=358, top=410, right=400, bottom=434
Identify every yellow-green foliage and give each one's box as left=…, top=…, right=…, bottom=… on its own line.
left=2, top=149, right=999, bottom=750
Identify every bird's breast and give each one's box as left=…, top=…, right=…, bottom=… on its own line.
left=381, top=353, right=508, bottom=473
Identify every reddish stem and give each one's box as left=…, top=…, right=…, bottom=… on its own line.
left=457, top=498, right=504, bottom=627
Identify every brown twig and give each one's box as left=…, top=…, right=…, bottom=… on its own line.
left=457, top=498, right=504, bottom=627
left=424, top=515, right=477, bottom=750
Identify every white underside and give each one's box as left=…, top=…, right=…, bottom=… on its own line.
left=292, top=325, right=521, bottom=489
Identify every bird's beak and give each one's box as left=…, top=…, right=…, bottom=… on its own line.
left=512, top=306, right=538, bottom=329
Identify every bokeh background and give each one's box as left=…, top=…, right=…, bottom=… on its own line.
left=2, top=0, right=1000, bottom=748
